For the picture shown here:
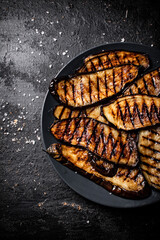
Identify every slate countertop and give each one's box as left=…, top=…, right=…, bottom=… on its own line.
left=1, top=0, right=160, bottom=239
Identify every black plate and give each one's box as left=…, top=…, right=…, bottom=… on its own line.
left=41, top=42, right=160, bottom=208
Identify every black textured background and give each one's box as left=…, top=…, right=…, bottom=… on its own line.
left=0, top=0, right=160, bottom=239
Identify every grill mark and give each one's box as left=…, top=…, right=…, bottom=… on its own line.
left=109, top=136, right=119, bottom=159
left=98, top=56, right=104, bottom=68
left=97, top=76, right=100, bottom=100
left=88, top=76, right=92, bottom=104
left=140, top=144, right=160, bottom=153
left=141, top=161, right=160, bottom=171
left=129, top=88, right=133, bottom=95
left=143, top=77, right=150, bottom=95
left=93, top=126, right=103, bottom=154
left=136, top=56, right=140, bottom=65
left=90, top=60, right=96, bottom=71
left=78, top=118, right=92, bottom=144
left=101, top=129, right=112, bottom=158
left=69, top=118, right=82, bottom=142
left=126, top=100, right=135, bottom=127
left=114, top=52, right=121, bottom=64
left=62, top=119, right=73, bottom=139
left=134, top=82, right=142, bottom=94
left=117, top=133, right=129, bottom=164
left=104, top=71, right=108, bottom=97
left=117, top=143, right=126, bottom=164
left=80, top=77, right=84, bottom=105
left=142, top=101, right=152, bottom=124
left=68, top=109, right=73, bottom=119
left=149, top=129, right=160, bottom=136
left=107, top=53, right=113, bottom=67
left=150, top=181, right=160, bottom=187
left=132, top=101, right=143, bottom=126
left=131, top=171, right=139, bottom=181
left=142, top=136, right=160, bottom=145
left=112, top=68, right=116, bottom=94
left=150, top=72, right=157, bottom=89
left=117, top=102, right=125, bottom=128
left=86, top=121, right=99, bottom=147
left=58, top=106, right=65, bottom=120
left=142, top=168, right=160, bottom=179
left=77, top=110, right=82, bottom=118
left=140, top=153, right=160, bottom=163
left=151, top=101, right=160, bottom=121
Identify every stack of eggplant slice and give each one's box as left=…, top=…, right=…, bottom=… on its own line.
left=47, top=50, right=160, bottom=199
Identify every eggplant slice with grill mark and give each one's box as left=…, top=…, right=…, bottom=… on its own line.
left=77, top=50, right=149, bottom=73
left=53, top=105, right=109, bottom=125
left=138, top=126, right=160, bottom=190
left=49, top=65, right=138, bottom=107
left=123, top=67, right=160, bottom=97
left=46, top=143, right=150, bottom=199
left=50, top=118, right=139, bottom=166
left=102, top=95, right=160, bottom=131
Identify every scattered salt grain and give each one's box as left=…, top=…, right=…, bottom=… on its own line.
left=151, top=44, right=154, bottom=47
left=53, top=38, right=57, bottom=42
left=59, top=32, right=62, bottom=35
left=86, top=220, right=89, bottom=224
left=35, top=29, right=39, bottom=33
left=121, top=38, right=125, bottom=42
left=41, top=31, right=45, bottom=35
left=50, top=22, right=53, bottom=25
left=49, top=64, right=52, bottom=68
left=46, top=11, right=49, bottom=14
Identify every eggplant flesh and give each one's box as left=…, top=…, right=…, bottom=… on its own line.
left=123, top=68, right=160, bottom=97
left=50, top=117, right=138, bottom=166
left=138, top=126, right=160, bottom=190
left=49, top=65, right=138, bottom=107
left=46, top=143, right=150, bottom=199
left=102, top=95, right=160, bottom=130
left=78, top=50, right=149, bottom=73
left=54, top=105, right=109, bottom=125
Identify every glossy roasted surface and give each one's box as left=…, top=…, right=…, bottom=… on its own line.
left=50, top=65, right=138, bottom=107
left=46, top=144, right=150, bottom=199
left=78, top=50, right=149, bottom=73
left=50, top=118, right=138, bottom=166
left=138, top=126, right=160, bottom=190
left=54, top=105, right=109, bottom=124
left=123, top=67, right=160, bottom=96
left=102, top=95, right=160, bottom=130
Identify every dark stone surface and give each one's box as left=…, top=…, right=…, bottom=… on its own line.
left=0, top=0, right=160, bottom=239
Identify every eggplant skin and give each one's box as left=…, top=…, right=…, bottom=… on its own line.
left=78, top=50, right=149, bottom=73
left=123, top=67, right=160, bottom=97
left=102, top=95, right=160, bottom=130
left=53, top=105, right=109, bottom=125
left=46, top=143, right=150, bottom=199
left=50, top=117, right=139, bottom=166
left=49, top=65, right=138, bottom=107
left=138, top=126, right=160, bottom=190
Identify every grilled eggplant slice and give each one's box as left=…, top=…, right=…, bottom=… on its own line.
left=123, top=68, right=160, bottom=96
left=46, top=143, right=150, bottom=199
left=102, top=95, right=160, bottom=130
left=50, top=118, right=138, bottom=166
left=54, top=105, right=109, bottom=124
left=78, top=50, right=149, bottom=73
left=49, top=65, right=138, bottom=107
left=138, top=126, right=160, bottom=190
